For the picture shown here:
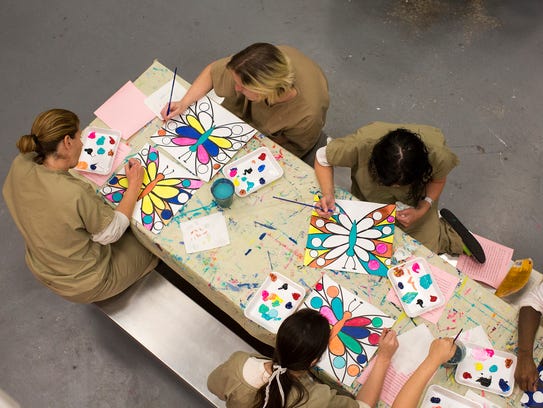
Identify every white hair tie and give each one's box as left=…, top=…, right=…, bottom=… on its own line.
left=263, top=364, right=287, bottom=408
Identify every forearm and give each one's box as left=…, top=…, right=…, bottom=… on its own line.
left=391, top=359, right=439, bottom=408
left=115, top=184, right=141, bottom=219
left=180, top=63, right=214, bottom=106
left=518, top=306, right=542, bottom=357
left=357, top=356, right=390, bottom=407
left=314, top=159, right=335, bottom=197
left=415, top=177, right=446, bottom=214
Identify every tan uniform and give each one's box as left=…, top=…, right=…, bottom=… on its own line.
left=211, top=45, right=329, bottom=158
left=326, top=122, right=463, bottom=254
left=207, top=351, right=367, bottom=408
left=3, top=153, right=157, bottom=303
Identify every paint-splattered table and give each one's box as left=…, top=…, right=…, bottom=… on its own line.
left=82, top=60, right=541, bottom=407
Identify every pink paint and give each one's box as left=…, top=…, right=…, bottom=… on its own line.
left=387, top=216, right=395, bottom=223
left=229, top=168, right=238, bottom=177
left=88, top=131, right=96, bottom=139
left=412, top=262, right=420, bottom=273
left=376, top=243, right=387, bottom=254
left=368, top=260, right=380, bottom=270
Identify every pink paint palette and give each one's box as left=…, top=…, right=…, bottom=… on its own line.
left=222, top=147, right=283, bottom=197
left=244, top=272, right=306, bottom=333
left=421, top=385, right=483, bottom=408
left=76, top=127, right=121, bottom=175
left=454, top=342, right=517, bottom=396
left=387, top=257, right=445, bottom=317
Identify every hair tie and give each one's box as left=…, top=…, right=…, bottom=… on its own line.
left=31, top=134, right=39, bottom=145
left=263, top=364, right=287, bottom=408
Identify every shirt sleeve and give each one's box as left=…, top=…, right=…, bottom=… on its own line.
left=325, top=132, right=365, bottom=168
left=518, top=282, right=543, bottom=315
left=91, top=211, right=130, bottom=245
left=210, top=57, right=237, bottom=98
left=76, top=181, right=115, bottom=235
left=316, top=146, right=330, bottom=166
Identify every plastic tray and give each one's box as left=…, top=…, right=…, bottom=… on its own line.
left=244, top=272, right=306, bottom=333
left=222, top=147, right=283, bottom=197
left=421, top=385, right=483, bottom=408
left=387, top=257, right=445, bottom=317
left=454, top=342, right=517, bottom=396
left=76, top=127, right=121, bottom=175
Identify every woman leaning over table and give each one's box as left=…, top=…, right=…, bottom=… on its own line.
left=2, top=109, right=158, bottom=303
left=162, top=42, right=329, bottom=164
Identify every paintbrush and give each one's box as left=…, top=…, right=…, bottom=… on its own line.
left=272, top=195, right=335, bottom=214
left=453, top=328, right=463, bottom=343
left=166, top=67, right=178, bottom=117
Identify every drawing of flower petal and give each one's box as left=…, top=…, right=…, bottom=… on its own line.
left=322, top=235, right=349, bottom=248
left=353, top=245, right=371, bottom=262
left=355, top=238, right=376, bottom=251
left=358, top=229, right=382, bottom=239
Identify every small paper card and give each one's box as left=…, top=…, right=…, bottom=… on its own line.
left=180, top=212, right=230, bottom=253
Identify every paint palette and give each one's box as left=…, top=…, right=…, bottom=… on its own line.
left=244, top=272, right=306, bottom=333
left=421, top=385, right=483, bottom=408
left=222, top=147, right=283, bottom=197
left=387, top=257, right=444, bottom=317
left=76, top=127, right=121, bottom=175
left=454, top=342, right=517, bottom=396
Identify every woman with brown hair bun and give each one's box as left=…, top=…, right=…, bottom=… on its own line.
left=3, top=109, right=158, bottom=303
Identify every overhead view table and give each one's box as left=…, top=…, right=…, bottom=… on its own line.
left=81, top=60, right=543, bottom=407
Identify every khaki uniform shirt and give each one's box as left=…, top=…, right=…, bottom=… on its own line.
left=3, top=153, right=114, bottom=297
left=326, top=121, right=459, bottom=206
left=211, top=45, right=329, bottom=158
left=207, top=351, right=367, bottom=408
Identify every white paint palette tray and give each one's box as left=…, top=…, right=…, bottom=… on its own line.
left=222, top=147, right=283, bottom=197
left=387, top=257, right=444, bottom=317
left=421, top=385, right=483, bottom=408
left=244, top=272, right=305, bottom=333
left=454, top=342, right=517, bottom=396
left=76, top=127, right=121, bottom=175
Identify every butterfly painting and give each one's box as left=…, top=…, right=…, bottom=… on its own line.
left=304, top=274, right=395, bottom=386
left=150, top=95, right=256, bottom=181
left=101, top=143, right=204, bottom=234
left=304, top=198, right=396, bottom=276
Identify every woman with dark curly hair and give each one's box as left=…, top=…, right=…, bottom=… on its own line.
left=314, top=121, right=464, bottom=255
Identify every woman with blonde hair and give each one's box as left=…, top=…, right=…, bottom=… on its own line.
left=162, top=43, right=329, bottom=164
left=3, top=109, right=158, bottom=303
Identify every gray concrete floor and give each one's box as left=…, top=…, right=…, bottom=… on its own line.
left=1, top=0, right=541, bottom=406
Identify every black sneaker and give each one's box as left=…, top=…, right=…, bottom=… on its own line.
left=440, top=208, right=486, bottom=263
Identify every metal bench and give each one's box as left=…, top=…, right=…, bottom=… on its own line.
left=96, top=270, right=256, bottom=407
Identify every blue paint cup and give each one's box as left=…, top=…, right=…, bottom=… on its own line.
left=443, top=341, right=466, bottom=367
left=211, top=178, right=235, bottom=208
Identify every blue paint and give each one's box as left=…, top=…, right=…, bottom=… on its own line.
left=254, top=221, right=277, bottom=230
left=288, top=236, right=298, bottom=244
left=244, top=249, right=252, bottom=256
left=259, top=233, right=266, bottom=240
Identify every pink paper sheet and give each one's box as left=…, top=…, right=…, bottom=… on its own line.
left=387, top=263, right=460, bottom=324
left=94, top=81, right=156, bottom=139
left=357, top=357, right=411, bottom=406
left=456, top=234, right=514, bottom=288
left=77, top=142, right=131, bottom=187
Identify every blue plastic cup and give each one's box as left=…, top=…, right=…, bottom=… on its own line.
left=211, top=178, right=235, bottom=208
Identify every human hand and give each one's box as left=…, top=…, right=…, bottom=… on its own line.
left=124, top=158, right=144, bottom=188
left=316, top=194, right=336, bottom=218
left=426, top=338, right=456, bottom=367
left=160, top=100, right=188, bottom=121
left=515, top=353, right=539, bottom=392
left=377, top=328, right=399, bottom=363
left=396, top=207, right=425, bottom=228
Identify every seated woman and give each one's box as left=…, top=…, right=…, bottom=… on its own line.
left=3, top=109, right=158, bottom=303
left=162, top=42, right=329, bottom=164
left=208, top=308, right=398, bottom=407
left=314, top=121, right=467, bottom=255
left=208, top=308, right=456, bottom=408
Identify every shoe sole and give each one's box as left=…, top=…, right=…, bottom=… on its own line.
left=440, top=208, right=486, bottom=263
